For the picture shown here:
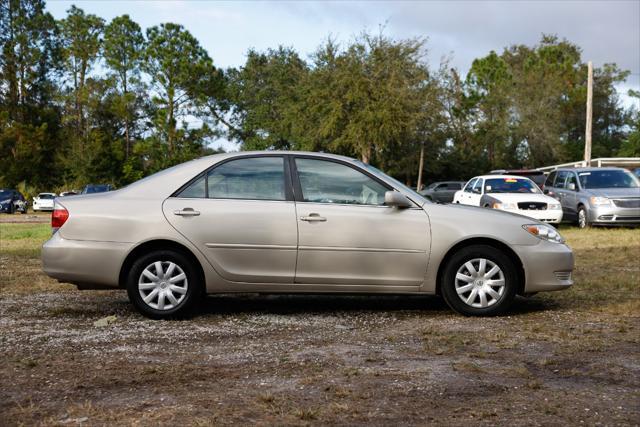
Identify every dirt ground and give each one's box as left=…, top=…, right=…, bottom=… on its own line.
left=1, top=218, right=639, bottom=426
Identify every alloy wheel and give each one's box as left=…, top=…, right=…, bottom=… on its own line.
left=138, top=261, right=188, bottom=310
left=454, top=258, right=505, bottom=308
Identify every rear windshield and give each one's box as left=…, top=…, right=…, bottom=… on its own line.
left=38, top=194, right=55, bottom=199
left=578, top=170, right=639, bottom=189
left=484, top=178, right=541, bottom=194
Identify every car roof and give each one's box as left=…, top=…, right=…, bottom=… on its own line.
left=471, top=175, right=535, bottom=180
left=554, top=167, right=627, bottom=172
left=38, top=192, right=56, bottom=195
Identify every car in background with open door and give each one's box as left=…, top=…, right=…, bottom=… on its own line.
left=0, top=189, right=28, bottom=214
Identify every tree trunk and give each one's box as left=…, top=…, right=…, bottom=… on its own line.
left=416, top=142, right=425, bottom=191
left=361, top=145, right=372, bottom=164
left=123, top=74, right=130, bottom=159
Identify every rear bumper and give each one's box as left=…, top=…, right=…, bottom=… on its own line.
left=42, top=232, right=131, bottom=289
left=513, top=241, right=574, bottom=293
left=589, top=205, right=640, bottom=226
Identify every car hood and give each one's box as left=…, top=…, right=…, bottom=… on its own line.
left=486, top=193, right=558, bottom=204
left=582, top=188, right=640, bottom=198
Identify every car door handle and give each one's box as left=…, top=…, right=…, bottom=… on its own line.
left=173, top=208, right=200, bottom=217
left=300, top=214, right=327, bottom=222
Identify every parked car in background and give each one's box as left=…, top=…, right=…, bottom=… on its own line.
left=81, top=184, right=114, bottom=194
left=489, top=169, right=547, bottom=190
left=419, top=181, right=466, bottom=203
left=544, top=167, right=640, bottom=228
left=0, top=189, right=28, bottom=214
left=42, top=152, right=574, bottom=319
left=60, top=191, right=79, bottom=197
left=453, top=175, right=563, bottom=224
left=32, top=193, right=57, bottom=211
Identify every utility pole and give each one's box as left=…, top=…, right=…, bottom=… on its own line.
left=584, top=61, right=593, bottom=166
left=417, top=142, right=425, bottom=191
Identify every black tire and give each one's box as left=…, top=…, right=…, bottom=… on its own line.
left=126, top=249, right=203, bottom=319
left=577, top=205, right=591, bottom=229
left=441, top=244, right=518, bottom=316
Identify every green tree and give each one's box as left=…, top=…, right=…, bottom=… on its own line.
left=143, top=22, right=213, bottom=168
left=0, top=0, right=61, bottom=188
left=103, top=14, right=145, bottom=160
left=225, top=46, right=309, bottom=150
left=59, top=5, right=104, bottom=138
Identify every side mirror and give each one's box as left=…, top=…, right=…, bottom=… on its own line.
left=568, top=183, right=576, bottom=191
left=385, top=191, right=412, bottom=208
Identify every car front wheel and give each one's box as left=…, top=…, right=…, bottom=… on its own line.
left=126, top=250, right=202, bottom=319
left=441, top=245, right=518, bottom=316
left=577, top=206, right=591, bottom=229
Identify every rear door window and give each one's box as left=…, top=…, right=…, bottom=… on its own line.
left=178, top=157, right=286, bottom=201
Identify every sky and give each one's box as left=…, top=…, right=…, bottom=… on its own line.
left=45, top=0, right=640, bottom=150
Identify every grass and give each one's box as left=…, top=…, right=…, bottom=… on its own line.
left=0, top=221, right=638, bottom=425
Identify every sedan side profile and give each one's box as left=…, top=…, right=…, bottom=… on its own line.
left=42, top=152, right=574, bottom=319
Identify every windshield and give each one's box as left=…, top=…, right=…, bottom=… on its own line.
left=84, top=185, right=110, bottom=194
left=484, top=177, right=541, bottom=194
left=357, top=161, right=428, bottom=205
left=578, top=170, right=639, bottom=189
left=0, top=191, right=12, bottom=199
left=38, top=194, right=55, bottom=199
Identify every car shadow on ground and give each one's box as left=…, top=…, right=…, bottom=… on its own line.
left=196, top=293, right=557, bottom=317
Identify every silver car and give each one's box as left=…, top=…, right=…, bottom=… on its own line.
left=544, top=167, right=640, bottom=228
left=42, top=152, right=574, bottom=318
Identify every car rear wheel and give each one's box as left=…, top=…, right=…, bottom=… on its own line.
left=441, top=245, right=518, bottom=316
left=126, top=250, right=202, bottom=319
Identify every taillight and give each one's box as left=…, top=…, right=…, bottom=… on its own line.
left=52, top=202, right=69, bottom=231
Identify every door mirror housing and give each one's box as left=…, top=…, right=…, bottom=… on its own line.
left=385, top=191, right=412, bottom=208
left=567, top=182, right=576, bottom=191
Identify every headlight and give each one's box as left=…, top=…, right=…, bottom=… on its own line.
left=548, top=203, right=561, bottom=210
left=492, top=202, right=517, bottom=210
left=590, top=196, right=612, bottom=206
left=523, top=224, right=565, bottom=244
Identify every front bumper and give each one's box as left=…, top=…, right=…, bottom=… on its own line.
left=513, top=241, right=574, bottom=293
left=589, top=205, right=640, bottom=226
left=501, top=208, right=563, bottom=224
left=42, top=232, right=132, bottom=289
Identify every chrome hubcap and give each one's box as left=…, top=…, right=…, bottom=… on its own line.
left=455, top=258, right=505, bottom=308
left=138, top=261, right=188, bottom=310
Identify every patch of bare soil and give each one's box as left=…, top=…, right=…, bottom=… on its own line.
left=0, top=213, right=49, bottom=223
left=1, top=291, right=638, bottom=425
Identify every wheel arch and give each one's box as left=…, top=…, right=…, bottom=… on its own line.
left=435, top=237, right=526, bottom=296
left=118, top=239, right=206, bottom=289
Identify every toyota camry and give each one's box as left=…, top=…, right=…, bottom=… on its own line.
left=42, top=152, right=574, bottom=318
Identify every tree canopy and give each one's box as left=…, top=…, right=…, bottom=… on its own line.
left=1, top=0, right=637, bottom=193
